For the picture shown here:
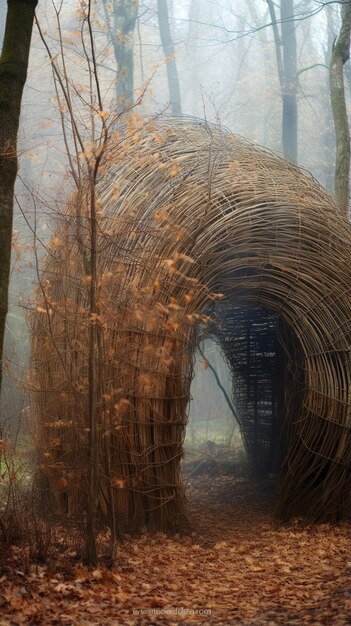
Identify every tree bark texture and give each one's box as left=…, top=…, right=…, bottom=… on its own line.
left=0, top=0, right=37, bottom=398
left=85, top=177, right=99, bottom=567
left=112, top=0, right=138, bottom=109
left=157, top=0, right=182, bottom=116
left=0, top=0, right=6, bottom=49
left=329, top=2, right=351, bottom=217
left=267, top=0, right=298, bottom=161
left=280, top=0, right=298, bottom=162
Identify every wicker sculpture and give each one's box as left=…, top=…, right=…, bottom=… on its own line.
left=31, top=117, right=351, bottom=530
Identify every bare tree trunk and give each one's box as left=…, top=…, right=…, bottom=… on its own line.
left=0, top=0, right=6, bottom=49
left=329, top=2, right=351, bottom=217
left=0, top=0, right=37, bottom=399
left=281, top=0, right=298, bottom=162
left=323, top=5, right=337, bottom=192
left=157, top=0, right=181, bottom=116
left=83, top=3, right=109, bottom=567
left=85, top=174, right=99, bottom=567
left=267, top=0, right=297, bottom=162
left=102, top=0, right=138, bottom=110
left=186, top=0, right=199, bottom=115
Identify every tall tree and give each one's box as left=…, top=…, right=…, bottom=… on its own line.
left=102, top=0, right=139, bottom=110
left=329, top=2, right=351, bottom=216
left=157, top=0, right=181, bottom=116
left=186, top=0, right=199, bottom=115
left=0, top=0, right=6, bottom=48
left=280, top=0, right=297, bottom=162
left=267, top=0, right=298, bottom=162
left=0, top=0, right=38, bottom=398
left=322, top=5, right=337, bottom=192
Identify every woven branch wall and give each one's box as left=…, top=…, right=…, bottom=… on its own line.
left=31, top=117, right=351, bottom=530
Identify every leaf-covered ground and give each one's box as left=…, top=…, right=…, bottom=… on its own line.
left=0, top=473, right=350, bottom=625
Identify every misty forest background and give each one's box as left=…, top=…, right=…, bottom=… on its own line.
left=1, top=2, right=351, bottom=624
left=0, top=0, right=348, bottom=452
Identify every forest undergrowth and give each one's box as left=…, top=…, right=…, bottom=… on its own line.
left=0, top=466, right=350, bottom=626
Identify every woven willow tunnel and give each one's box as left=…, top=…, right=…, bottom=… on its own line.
left=31, top=117, right=351, bottom=530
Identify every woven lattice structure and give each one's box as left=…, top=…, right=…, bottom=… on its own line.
left=31, top=117, right=351, bottom=529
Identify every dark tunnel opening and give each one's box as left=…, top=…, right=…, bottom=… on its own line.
left=208, top=303, right=305, bottom=480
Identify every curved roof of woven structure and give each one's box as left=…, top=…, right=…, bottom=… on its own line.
left=32, top=117, right=351, bottom=527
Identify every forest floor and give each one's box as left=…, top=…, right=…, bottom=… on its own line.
left=0, top=467, right=350, bottom=626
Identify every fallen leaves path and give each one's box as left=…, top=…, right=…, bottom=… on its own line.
left=1, top=474, right=350, bottom=626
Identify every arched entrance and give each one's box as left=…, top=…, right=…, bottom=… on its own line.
left=31, top=117, right=351, bottom=530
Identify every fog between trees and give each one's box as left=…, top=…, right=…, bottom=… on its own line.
left=0, top=0, right=348, bottom=436
left=0, top=0, right=350, bottom=580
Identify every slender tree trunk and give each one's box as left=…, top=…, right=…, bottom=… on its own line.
left=0, top=0, right=6, bottom=49
left=281, top=0, right=298, bottom=162
left=85, top=176, right=99, bottom=567
left=157, top=0, right=181, bottom=116
left=329, top=2, right=351, bottom=217
left=102, top=0, right=138, bottom=110
left=112, top=0, right=138, bottom=110
left=186, top=0, right=199, bottom=115
left=0, top=0, right=37, bottom=398
left=267, top=0, right=297, bottom=162
left=323, top=5, right=337, bottom=192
